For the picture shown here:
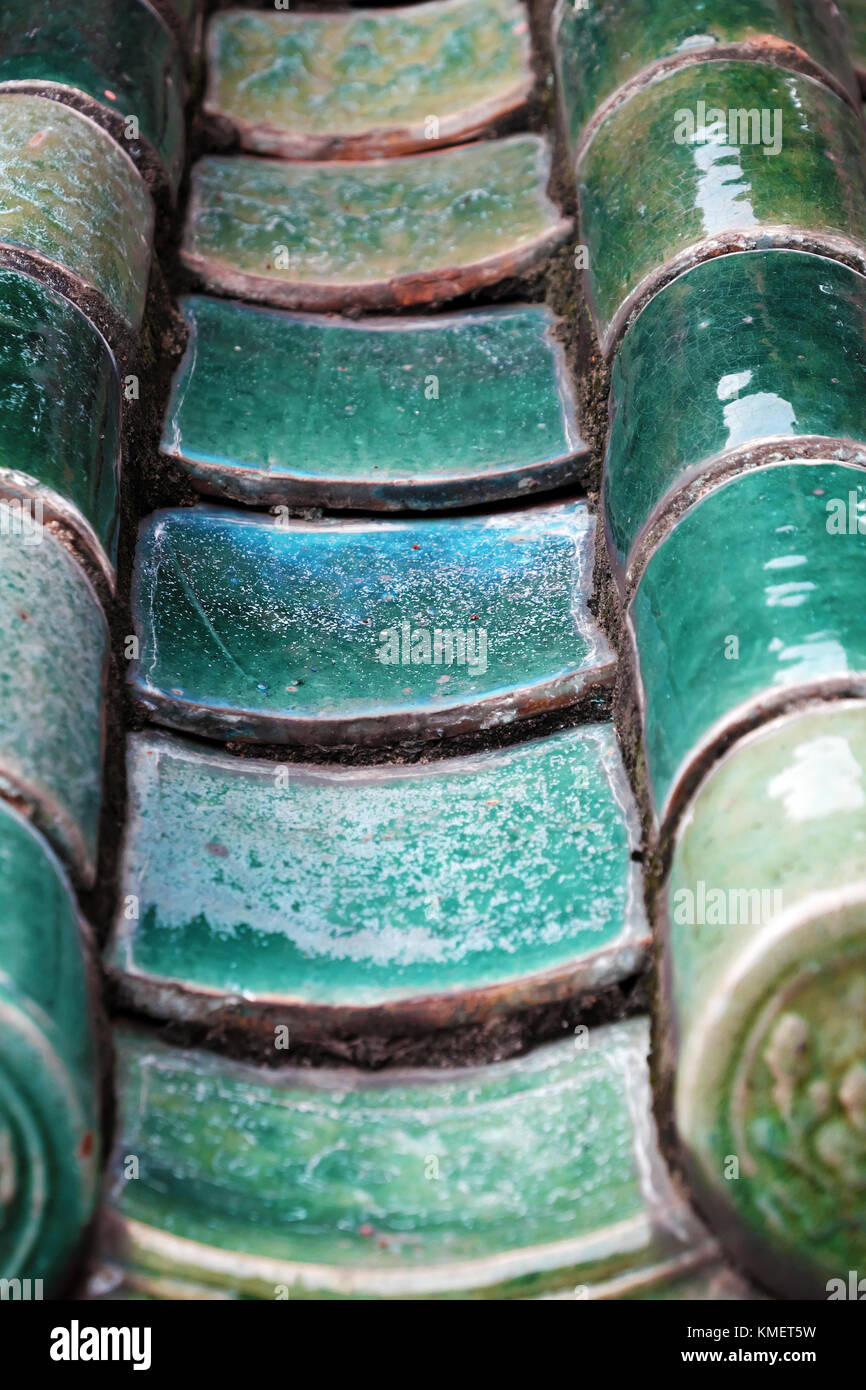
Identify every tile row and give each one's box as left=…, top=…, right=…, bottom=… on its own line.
left=553, top=0, right=866, bottom=1294
left=0, top=4, right=190, bottom=1291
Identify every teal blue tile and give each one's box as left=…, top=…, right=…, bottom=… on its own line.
left=129, top=502, right=614, bottom=746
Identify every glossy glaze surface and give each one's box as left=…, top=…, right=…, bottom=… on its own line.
left=554, top=0, right=857, bottom=156
left=605, top=251, right=866, bottom=582
left=205, top=0, right=532, bottom=158
left=630, top=462, right=866, bottom=823
left=181, top=136, right=568, bottom=311
left=665, top=702, right=866, bottom=1296
left=0, top=802, right=99, bottom=1288
left=129, top=502, right=614, bottom=745
left=0, top=527, right=107, bottom=884
left=579, top=62, right=866, bottom=353
left=0, top=268, right=119, bottom=577
left=0, top=0, right=185, bottom=193
left=105, top=1019, right=708, bottom=1298
left=163, top=298, right=585, bottom=509
left=0, top=95, right=153, bottom=331
left=108, top=725, right=645, bottom=1031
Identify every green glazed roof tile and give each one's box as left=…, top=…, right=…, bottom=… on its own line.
left=663, top=700, right=866, bottom=1296
left=0, top=95, right=153, bottom=336
left=181, top=136, right=569, bottom=312
left=0, top=0, right=186, bottom=197
left=129, top=501, right=614, bottom=746
left=578, top=61, right=866, bottom=356
left=0, top=267, right=120, bottom=588
left=629, top=461, right=866, bottom=832
left=554, top=0, right=859, bottom=162
left=0, top=801, right=99, bottom=1289
left=107, top=724, right=647, bottom=1037
left=163, top=298, right=587, bottom=509
left=204, top=0, right=532, bottom=159
left=0, top=526, right=107, bottom=886
left=101, top=1018, right=715, bottom=1299
left=604, top=250, right=866, bottom=589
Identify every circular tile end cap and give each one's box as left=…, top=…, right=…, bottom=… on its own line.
left=677, top=891, right=866, bottom=1298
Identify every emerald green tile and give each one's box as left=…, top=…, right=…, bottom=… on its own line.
left=0, top=0, right=186, bottom=196
left=629, top=462, right=866, bottom=828
left=664, top=701, right=866, bottom=1296
left=102, top=1018, right=713, bottom=1299
left=579, top=62, right=866, bottom=355
left=163, top=298, right=586, bottom=509
left=0, top=527, right=107, bottom=885
left=181, top=136, right=569, bottom=312
left=0, top=95, right=153, bottom=334
left=604, top=250, right=866, bottom=587
left=554, top=0, right=858, bottom=160
left=107, top=724, right=646, bottom=1035
left=0, top=801, right=99, bottom=1290
left=204, top=0, right=532, bottom=159
left=0, top=268, right=120, bottom=585
left=130, top=501, right=614, bottom=746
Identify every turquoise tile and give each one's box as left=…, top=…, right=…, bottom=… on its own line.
left=0, top=268, right=120, bottom=587
left=0, top=0, right=186, bottom=197
left=0, top=526, right=107, bottom=885
left=0, top=95, right=153, bottom=335
left=663, top=701, right=866, bottom=1296
left=204, top=0, right=532, bottom=158
left=107, top=724, right=646, bottom=1036
left=181, top=136, right=569, bottom=312
left=163, top=298, right=587, bottom=509
left=629, top=461, right=866, bottom=828
left=578, top=61, right=866, bottom=356
left=554, top=0, right=858, bottom=161
left=129, top=502, right=614, bottom=746
left=101, top=1018, right=714, bottom=1299
left=604, top=250, right=866, bottom=588
left=0, top=801, right=99, bottom=1290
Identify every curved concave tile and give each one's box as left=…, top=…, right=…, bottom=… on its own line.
left=604, top=250, right=866, bottom=591
left=0, top=801, right=99, bottom=1289
left=107, top=724, right=646, bottom=1037
left=554, top=0, right=858, bottom=162
left=0, top=0, right=186, bottom=197
left=129, top=501, right=615, bottom=746
left=0, top=95, right=153, bottom=336
left=629, top=461, right=866, bottom=831
left=163, top=298, right=587, bottom=509
left=841, top=0, right=866, bottom=84
left=0, top=269, right=120, bottom=589
left=662, top=700, right=866, bottom=1297
left=204, top=0, right=533, bottom=159
left=181, top=136, right=569, bottom=312
left=578, top=62, right=866, bottom=357
left=101, top=1019, right=715, bottom=1299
